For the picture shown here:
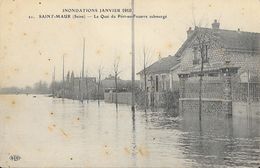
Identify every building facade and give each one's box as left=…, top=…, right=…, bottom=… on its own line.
left=138, top=20, right=260, bottom=107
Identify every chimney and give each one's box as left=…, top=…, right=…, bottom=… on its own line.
left=212, top=19, right=220, bottom=29
left=187, top=27, right=193, bottom=38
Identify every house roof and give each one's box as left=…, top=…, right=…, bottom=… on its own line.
left=217, top=29, right=260, bottom=51
left=137, top=26, right=260, bottom=75
left=186, top=27, right=260, bottom=52
left=137, top=55, right=180, bottom=75
left=175, top=27, right=260, bottom=60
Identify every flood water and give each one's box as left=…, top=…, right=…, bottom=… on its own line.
left=0, top=95, right=259, bottom=167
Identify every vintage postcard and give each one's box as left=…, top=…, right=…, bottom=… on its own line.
left=0, top=0, right=259, bottom=167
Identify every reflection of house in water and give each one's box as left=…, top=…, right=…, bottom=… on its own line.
left=138, top=20, right=260, bottom=110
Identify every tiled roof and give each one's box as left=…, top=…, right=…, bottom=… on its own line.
left=137, top=26, right=260, bottom=75
left=207, top=28, right=259, bottom=51
left=175, top=27, right=260, bottom=60
left=137, top=56, right=180, bottom=75
left=192, top=27, right=260, bottom=51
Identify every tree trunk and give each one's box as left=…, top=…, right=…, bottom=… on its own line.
left=199, top=75, right=202, bottom=121
left=144, top=73, right=147, bottom=111
left=199, top=51, right=204, bottom=121
left=86, top=78, right=88, bottom=103
left=115, top=74, right=118, bottom=109
left=97, top=82, right=100, bottom=106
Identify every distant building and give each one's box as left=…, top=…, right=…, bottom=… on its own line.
left=55, top=73, right=98, bottom=100
left=102, top=74, right=139, bottom=92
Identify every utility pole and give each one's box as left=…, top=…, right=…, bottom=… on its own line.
left=81, top=37, right=85, bottom=103
left=52, top=66, right=56, bottom=97
left=86, top=71, right=89, bottom=103
left=143, top=47, right=147, bottom=111
left=62, top=55, right=65, bottom=100
left=131, top=0, right=135, bottom=112
left=247, top=70, right=250, bottom=105
left=79, top=71, right=81, bottom=100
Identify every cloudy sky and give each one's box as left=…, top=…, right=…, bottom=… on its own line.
left=0, top=0, right=260, bottom=87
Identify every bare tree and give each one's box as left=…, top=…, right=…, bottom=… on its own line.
left=85, top=69, right=89, bottom=103
left=70, top=71, right=75, bottom=100
left=193, top=28, right=216, bottom=121
left=142, top=46, right=153, bottom=111
left=97, top=65, right=103, bottom=106
left=113, top=56, right=121, bottom=109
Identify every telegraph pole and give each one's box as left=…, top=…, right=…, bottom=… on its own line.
left=81, top=37, right=85, bottom=103
left=247, top=70, right=250, bottom=105
left=131, top=0, right=135, bottom=112
left=52, top=66, right=56, bottom=97
left=62, top=55, right=65, bottom=100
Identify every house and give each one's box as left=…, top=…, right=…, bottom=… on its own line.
left=137, top=55, right=180, bottom=92
left=102, top=74, right=140, bottom=92
left=176, top=20, right=260, bottom=80
left=138, top=19, right=260, bottom=106
left=102, top=74, right=140, bottom=104
left=55, top=71, right=98, bottom=100
left=137, top=55, right=180, bottom=106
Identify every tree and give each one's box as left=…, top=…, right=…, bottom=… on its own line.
left=85, top=69, right=89, bottom=103
left=33, top=81, right=49, bottom=94
left=66, top=71, right=70, bottom=97
left=66, top=71, right=70, bottom=83
left=142, top=46, right=153, bottom=111
left=97, top=65, right=103, bottom=106
left=70, top=71, right=75, bottom=99
left=113, top=56, right=121, bottom=108
left=193, top=27, right=216, bottom=121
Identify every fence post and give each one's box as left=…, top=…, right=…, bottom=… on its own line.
left=220, top=61, right=240, bottom=116
left=178, top=73, right=189, bottom=112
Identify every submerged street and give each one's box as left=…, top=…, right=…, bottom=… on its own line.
left=0, top=95, right=259, bottom=167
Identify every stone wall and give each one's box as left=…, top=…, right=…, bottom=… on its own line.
left=180, top=98, right=260, bottom=119
left=179, top=98, right=224, bottom=117
left=185, top=80, right=224, bottom=99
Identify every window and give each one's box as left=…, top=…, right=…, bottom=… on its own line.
left=193, top=46, right=199, bottom=65
left=161, top=74, right=166, bottom=91
left=203, top=45, right=209, bottom=63
left=155, top=76, right=159, bottom=92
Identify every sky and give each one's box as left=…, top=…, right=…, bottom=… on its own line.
left=0, top=0, right=260, bottom=87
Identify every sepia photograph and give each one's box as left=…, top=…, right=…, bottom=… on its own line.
left=0, top=0, right=259, bottom=167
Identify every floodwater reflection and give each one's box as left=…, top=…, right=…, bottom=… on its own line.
left=0, top=95, right=259, bottom=168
